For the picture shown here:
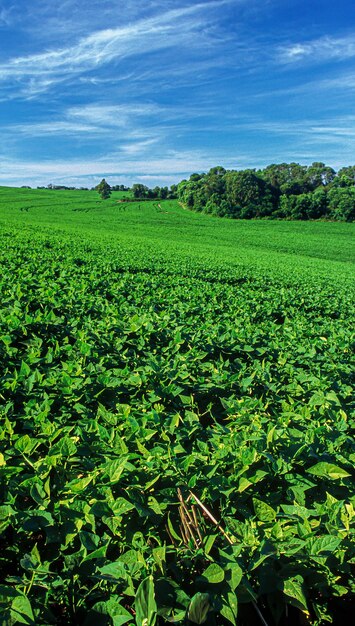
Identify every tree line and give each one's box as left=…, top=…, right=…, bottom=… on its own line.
left=176, top=163, right=355, bottom=221
left=34, top=162, right=355, bottom=221
left=131, top=183, right=178, bottom=200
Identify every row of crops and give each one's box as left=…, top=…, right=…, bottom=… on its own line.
left=0, top=192, right=354, bottom=625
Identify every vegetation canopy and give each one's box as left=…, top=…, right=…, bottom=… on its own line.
left=176, top=162, right=355, bottom=221
left=0, top=186, right=354, bottom=626
left=96, top=179, right=112, bottom=200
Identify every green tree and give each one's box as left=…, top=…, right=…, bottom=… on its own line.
left=96, top=179, right=111, bottom=199
left=132, top=183, right=149, bottom=199
left=306, top=162, right=336, bottom=190
left=333, top=166, right=355, bottom=188
left=327, top=187, right=355, bottom=221
left=225, top=170, right=275, bottom=217
left=260, top=163, right=308, bottom=195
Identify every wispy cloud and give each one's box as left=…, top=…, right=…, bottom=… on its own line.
left=0, top=148, right=244, bottom=186
left=0, top=3, right=14, bottom=26
left=221, top=115, right=355, bottom=145
left=119, top=138, right=161, bottom=155
left=0, top=1, right=234, bottom=96
left=1, top=1, right=354, bottom=187
left=68, top=103, right=162, bottom=127
left=278, top=34, right=355, bottom=64
left=3, top=101, right=222, bottom=142
left=9, top=121, right=100, bottom=136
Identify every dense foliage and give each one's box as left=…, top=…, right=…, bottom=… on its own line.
left=96, top=180, right=112, bottom=200
left=132, top=184, right=178, bottom=200
left=0, top=188, right=354, bottom=625
left=177, top=163, right=355, bottom=221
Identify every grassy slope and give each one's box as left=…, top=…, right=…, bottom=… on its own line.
left=0, top=186, right=355, bottom=624
left=0, top=187, right=354, bottom=286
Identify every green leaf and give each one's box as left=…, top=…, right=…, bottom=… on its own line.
left=65, top=475, right=94, bottom=493
left=253, top=498, right=277, bottom=522
left=50, top=436, right=77, bottom=457
left=19, top=361, right=31, bottom=378
left=199, top=563, right=225, bottom=584
left=226, top=563, right=243, bottom=590
left=14, top=435, right=33, bottom=454
left=84, top=599, right=132, bottom=626
left=220, top=591, right=238, bottom=626
left=103, top=459, right=126, bottom=483
left=152, top=546, right=166, bottom=574
left=282, top=576, right=308, bottom=613
left=30, top=482, right=47, bottom=505
left=22, top=511, right=54, bottom=531
left=0, top=505, right=13, bottom=521
left=203, top=534, right=218, bottom=555
left=237, top=477, right=252, bottom=492
left=113, top=617, right=133, bottom=626
left=307, top=462, right=351, bottom=480
left=112, top=497, right=135, bottom=515
left=188, top=593, right=210, bottom=624
left=11, top=594, right=35, bottom=624
left=99, top=561, right=127, bottom=581
left=167, top=513, right=181, bottom=543
left=135, top=576, right=157, bottom=626
left=308, top=535, right=342, bottom=555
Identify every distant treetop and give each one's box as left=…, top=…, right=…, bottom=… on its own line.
left=96, top=178, right=111, bottom=200
left=175, top=161, right=355, bottom=222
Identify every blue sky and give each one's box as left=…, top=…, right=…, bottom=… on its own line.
left=0, top=0, right=354, bottom=187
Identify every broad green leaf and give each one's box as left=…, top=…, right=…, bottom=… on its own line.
left=307, top=462, right=351, bottom=480
left=0, top=505, right=13, bottom=521
left=203, top=534, right=218, bottom=555
left=135, top=576, right=157, bottom=626
left=220, top=591, right=238, bottom=626
left=226, top=563, right=243, bottom=590
left=99, top=561, right=127, bottom=581
left=50, top=436, right=77, bottom=457
left=113, top=617, right=133, bottom=626
left=283, top=576, right=308, bottom=613
left=112, top=497, right=135, bottom=515
left=281, top=504, right=312, bottom=519
left=19, top=361, right=31, bottom=378
left=167, top=514, right=181, bottom=543
left=199, top=563, right=225, bottom=584
left=188, top=593, right=210, bottom=624
left=152, top=546, right=166, bottom=574
left=65, top=475, right=94, bottom=493
left=14, top=435, right=33, bottom=454
left=22, top=511, right=54, bottom=531
left=103, top=459, right=126, bottom=483
left=84, top=599, right=132, bottom=626
left=11, top=594, right=35, bottom=624
left=237, top=477, right=252, bottom=492
left=30, top=482, right=47, bottom=505
left=82, top=545, right=108, bottom=562
left=308, top=535, right=342, bottom=555
left=253, top=498, right=277, bottom=522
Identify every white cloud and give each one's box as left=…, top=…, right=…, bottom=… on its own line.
left=9, top=121, right=100, bottom=135
left=2, top=100, right=222, bottom=142
left=119, top=138, right=160, bottom=154
left=0, top=146, right=247, bottom=187
left=68, top=103, right=162, bottom=126
left=278, top=34, right=355, bottom=64
left=0, top=4, right=15, bottom=26
left=0, top=1, right=235, bottom=96
left=223, top=115, right=355, bottom=145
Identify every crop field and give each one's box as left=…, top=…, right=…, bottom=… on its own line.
left=0, top=186, right=354, bottom=626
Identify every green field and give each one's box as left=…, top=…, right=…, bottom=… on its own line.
left=0, top=187, right=354, bottom=626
